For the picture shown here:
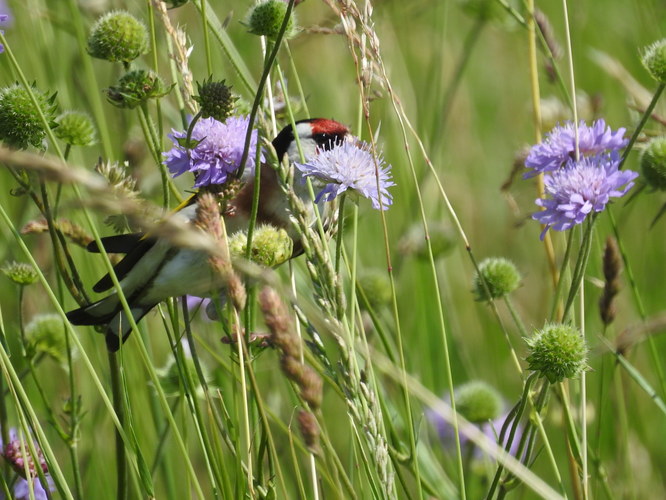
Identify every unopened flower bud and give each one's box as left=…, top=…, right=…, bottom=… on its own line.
left=105, top=69, right=171, bottom=109
left=358, top=269, right=391, bottom=309
left=1, top=261, right=38, bottom=286
left=87, top=11, right=149, bottom=63
left=229, top=225, right=293, bottom=267
left=54, top=111, right=97, bottom=147
left=194, top=78, right=236, bottom=122
left=473, top=257, right=521, bottom=301
left=641, top=39, right=666, bottom=84
left=454, top=380, right=502, bottom=424
left=526, top=323, right=588, bottom=384
left=0, top=84, right=58, bottom=150
left=641, top=137, right=666, bottom=191
left=247, top=0, right=297, bottom=40
left=25, top=314, right=68, bottom=363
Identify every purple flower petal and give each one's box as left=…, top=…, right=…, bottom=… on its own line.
left=163, top=115, right=263, bottom=187
left=533, top=153, right=638, bottom=239
left=295, top=141, right=395, bottom=210
left=524, top=119, right=628, bottom=177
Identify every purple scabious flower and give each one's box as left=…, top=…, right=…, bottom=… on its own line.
left=164, top=115, right=262, bottom=187
left=524, top=119, right=628, bottom=177
left=427, top=408, right=524, bottom=460
left=295, top=141, right=395, bottom=210
left=533, top=153, right=638, bottom=240
left=0, top=428, right=56, bottom=500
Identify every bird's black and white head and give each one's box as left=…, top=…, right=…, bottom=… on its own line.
left=272, top=118, right=351, bottom=163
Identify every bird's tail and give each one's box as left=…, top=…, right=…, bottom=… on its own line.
left=66, top=296, right=154, bottom=352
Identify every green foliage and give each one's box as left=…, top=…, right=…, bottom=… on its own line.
left=0, top=84, right=57, bottom=150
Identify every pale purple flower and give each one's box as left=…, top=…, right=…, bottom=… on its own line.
left=164, top=115, right=262, bottom=187
left=427, top=407, right=524, bottom=460
left=0, top=428, right=55, bottom=500
left=295, top=140, right=394, bottom=210
left=525, top=119, right=628, bottom=177
left=533, top=153, right=638, bottom=239
left=0, top=16, right=7, bottom=54
left=183, top=295, right=213, bottom=322
left=11, top=475, right=55, bottom=500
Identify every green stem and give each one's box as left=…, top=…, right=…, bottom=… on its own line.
left=619, top=83, right=665, bottom=169
left=334, top=194, right=346, bottom=285
left=563, top=219, right=595, bottom=321
left=108, top=352, right=128, bottom=500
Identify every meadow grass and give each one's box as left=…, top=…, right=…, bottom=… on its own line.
left=0, top=0, right=665, bottom=498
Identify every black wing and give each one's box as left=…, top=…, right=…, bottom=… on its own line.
left=90, top=235, right=157, bottom=292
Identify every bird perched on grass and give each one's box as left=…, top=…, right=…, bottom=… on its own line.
left=66, top=118, right=351, bottom=351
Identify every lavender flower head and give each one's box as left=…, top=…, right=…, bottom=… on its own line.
left=533, top=154, right=638, bottom=240
left=164, top=115, right=262, bottom=187
left=525, top=119, right=628, bottom=177
left=427, top=407, right=524, bottom=460
left=0, top=428, right=55, bottom=500
left=295, top=140, right=395, bottom=210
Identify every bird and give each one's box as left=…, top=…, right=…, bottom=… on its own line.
left=66, top=118, right=351, bottom=351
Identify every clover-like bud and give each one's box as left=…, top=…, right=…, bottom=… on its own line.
left=640, top=137, right=666, bottom=191
left=1, top=261, right=38, bottom=286
left=229, top=225, right=293, bottom=267
left=358, top=269, right=392, bottom=309
left=54, top=111, right=97, bottom=147
left=87, top=11, right=149, bottom=63
left=194, top=77, right=236, bottom=122
left=105, top=69, right=171, bottom=109
left=472, top=257, right=521, bottom=301
left=0, top=84, right=58, bottom=150
left=641, top=39, right=666, bottom=84
left=454, top=380, right=502, bottom=424
left=526, top=323, right=588, bottom=384
left=24, top=314, right=68, bottom=363
left=247, top=0, right=297, bottom=40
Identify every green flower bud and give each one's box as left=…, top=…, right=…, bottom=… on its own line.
left=0, top=84, right=58, bottom=150
left=398, top=222, right=455, bottom=260
left=358, top=269, right=392, bottom=309
left=640, top=137, right=666, bottom=191
left=194, top=77, right=236, bottom=122
left=247, top=0, right=297, bottom=40
left=641, top=39, right=666, bottom=84
left=526, top=323, right=588, bottom=384
left=54, top=111, right=97, bottom=147
left=472, top=257, right=521, bottom=301
left=25, top=314, right=68, bottom=363
left=229, top=225, right=293, bottom=267
left=157, top=348, right=211, bottom=398
left=105, top=69, right=171, bottom=109
left=1, top=261, right=38, bottom=286
left=455, top=381, right=502, bottom=424
left=87, top=11, right=149, bottom=63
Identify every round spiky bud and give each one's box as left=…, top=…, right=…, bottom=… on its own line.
left=472, top=257, right=521, bottom=301
left=24, top=314, right=68, bottom=363
left=454, top=380, right=502, bottom=424
left=54, top=111, right=97, bottom=147
left=358, top=269, right=392, bottom=309
left=641, top=39, right=666, bottom=84
left=229, top=225, right=293, bottom=267
left=87, top=11, right=149, bottom=63
left=640, top=137, right=666, bottom=191
left=1, top=261, right=38, bottom=286
left=0, top=84, right=58, bottom=150
left=247, top=0, right=297, bottom=40
left=194, top=78, right=236, bottom=122
left=526, top=323, right=588, bottom=384
left=105, top=69, right=171, bottom=109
